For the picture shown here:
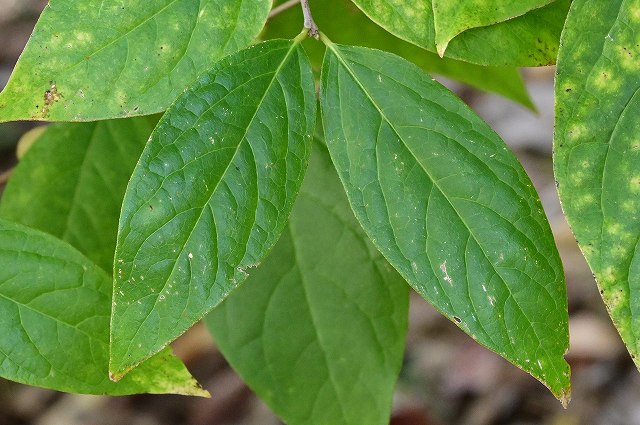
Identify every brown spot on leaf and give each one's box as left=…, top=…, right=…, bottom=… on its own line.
left=41, top=80, right=63, bottom=118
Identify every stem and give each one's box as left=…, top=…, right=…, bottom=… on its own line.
left=301, top=0, right=319, bottom=39
left=268, top=0, right=300, bottom=19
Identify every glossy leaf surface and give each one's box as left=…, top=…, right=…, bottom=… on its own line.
left=207, top=144, right=409, bottom=425
left=0, top=0, right=270, bottom=122
left=0, top=118, right=154, bottom=272
left=265, top=0, right=534, bottom=109
left=431, top=0, right=553, bottom=56
left=554, top=0, right=640, bottom=368
left=349, top=0, right=569, bottom=66
left=321, top=43, right=570, bottom=402
left=0, top=219, right=207, bottom=396
left=111, top=40, right=316, bottom=379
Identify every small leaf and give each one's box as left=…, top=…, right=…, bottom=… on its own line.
left=554, top=0, right=640, bottom=369
left=207, top=143, right=409, bottom=425
left=266, top=0, right=534, bottom=109
left=0, top=118, right=154, bottom=272
left=431, top=0, right=554, bottom=56
left=349, top=0, right=569, bottom=66
left=0, top=218, right=207, bottom=396
left=0, top=0, right=270, bottom=122
left=320, top=43, right=570, bottom=402
left=110, top=39, right=317, bottom=379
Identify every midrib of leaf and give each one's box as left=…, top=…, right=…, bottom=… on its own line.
left=139, top=4, right=201, bottom=94
left=60, top=124, right=99, bottom=247
left=59, top=0, right=183, bottom=75
left=325, top=44, right=563, bottom=380
left=0, top=283, right=101, bottom=343
left=287, top=222, right=349, bottom=421
left=114, top=41, right=302, bottom=374
left=289, top=189, right=396, bottom=420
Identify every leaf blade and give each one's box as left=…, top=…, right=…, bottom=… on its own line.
left=320, top=43, right=570, bottom=401
left=0, top=118, right=154, bottom=272
left=207, top=143, right=409, bottom=425
left=431, top=0, right=554, bottom=56
left=110, top=39, right=317, bottom=379
left=554, top=0, right=640, bottom=368
left=349, top=0, right=569, bottom=66
left=0, top=0, right=270, bottom=122
left=0, top=218, right=206, bottom=396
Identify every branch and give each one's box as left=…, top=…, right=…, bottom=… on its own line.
left=268, top=0, right=300, bottom=19
left=301, top=0, right=319, bottom=39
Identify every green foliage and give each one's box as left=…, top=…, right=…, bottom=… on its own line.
left=431, top=0, right=554, bottom=56
left=0, top=0, right=270, bottom=121
left=110, top=38, right=316, bottom=378
left=0, top=0, right=639, bottom=421
left=554, top=0, right=640, bottom=369
left=320, top=42, right=569, bottom=400
left=0, top=218, right=206, bottom=395
left=207, top=143, right=409, bottom=425
left=0, top=118, right=155, bottom=272
left=266, top=0, right=535, bottom=109
left=349, top=0, right=570, bottom=65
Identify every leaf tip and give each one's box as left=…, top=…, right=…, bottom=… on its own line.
left=436, top=42, right=448, bottom=58
left=558, top=386, right=572, bottom=409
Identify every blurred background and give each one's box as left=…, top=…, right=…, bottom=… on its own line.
left=1, top=1, right=639, bottom=424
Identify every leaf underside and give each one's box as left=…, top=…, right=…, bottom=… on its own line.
left=0, top=219, right=207, bottom=396
left=349, top=0, right=570, bottom=66
left=431, top=0, right=554, bottom=56
left=554, top=0, right=640, bottom=368
left=0, top=118, right=154, bottom=273
left=0, top=0, right=270, bottom=122
left=110, top=40, right=316, bottom=379
left=320, top=43, right=570, bottom=402
left=208, top=143, right=409, bottom=425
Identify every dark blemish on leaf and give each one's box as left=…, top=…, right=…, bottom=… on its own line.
left=453, top=316, right=461, bottom=323
left=235, top=166, right=240, bottom=171
left=148, top=204, right=154, bottom=211
left=565, top=88, right=572, bottom=92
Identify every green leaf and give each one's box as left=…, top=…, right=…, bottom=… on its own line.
left=349, top=0, right=570, bottom=66
left=554, top=0, right=640, bottom=369
left=320, top=43, right=570, bottom=403
left=0, top=118, right=154, bottom=272
left=0, top=218, right=207, bottom=396
left=266, top=0, right=534, bottom=109
left=110, top=39, right=317, bottom=379
left=0, top=0, right=270, bottom=122
left=431, top=0, right=554, bottom=56
left=207, top=143, right=409, bottom=425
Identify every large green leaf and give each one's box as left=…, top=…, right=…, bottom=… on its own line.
left=0, top=218, right=207, bottom=396
left=554, top=0, right=640, bottom=368
left=431, top=0, right=554, bottom=56
left=110, top=39, right=316, bottom=379
left=349, top=0, right=569, bottom=66
left=266, top=0, right=534, bottom=109
left=0, top=118, right=154, bottom=272
left=0, top=0, right=270, bottom=122
left=207, top=143, right=409, bottom=425
left=320, top=43, right=570, bottom=402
